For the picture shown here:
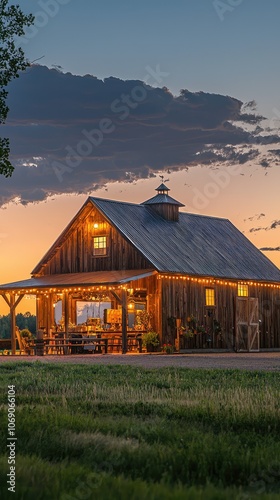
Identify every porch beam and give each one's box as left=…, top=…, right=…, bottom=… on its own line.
left=1, top=293, right=11, bottom=307
left=13, top=294, right=24, bottom=311
left=110, top=290, right=122, bottom=303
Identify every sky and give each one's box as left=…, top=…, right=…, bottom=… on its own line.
left=0, top=0, right=280, bottom=314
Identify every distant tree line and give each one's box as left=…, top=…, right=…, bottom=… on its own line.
left=0, top=312, right=36, bottom=338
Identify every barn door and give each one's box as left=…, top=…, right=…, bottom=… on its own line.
left=248, top=298, right=259, bottom=352
left=235, top=297, right=259, bottom=352
left=236, top=297, right=249, bottom=351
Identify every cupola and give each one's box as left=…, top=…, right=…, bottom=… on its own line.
left=141, top=184, right=184, bottom=222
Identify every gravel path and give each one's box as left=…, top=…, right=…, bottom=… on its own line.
left=1, top=352, right=280, bottom=371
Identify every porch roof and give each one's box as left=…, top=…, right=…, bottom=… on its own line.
left=0, top=269, right=156, bottom=292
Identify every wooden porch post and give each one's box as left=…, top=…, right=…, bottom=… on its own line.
left=64, top=292, right=69, bottom=337
left=121, top=289, right=127, bottom=354
left=10, top=295, right=16, bottom=355
left=3, top=293, right=25, bottom=355
left=49, top=293, right=55, bottom=336
left=46, top=294, right=53, bottom=337
left=36, top=296, right=39, bottom=332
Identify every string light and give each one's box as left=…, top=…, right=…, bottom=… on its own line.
left=157, top=274, right=280, bottom=288
left=2, top=276, right=280, bottom=302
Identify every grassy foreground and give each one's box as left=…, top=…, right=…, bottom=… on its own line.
left=0, top=362, right=280, bottom=499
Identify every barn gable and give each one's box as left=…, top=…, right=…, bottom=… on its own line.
left=32, top=200, right=153, bottom=276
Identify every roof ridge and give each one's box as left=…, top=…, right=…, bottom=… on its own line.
left=90, top=196, right=228, bottom=221
left=89, top=196, right=140, bottom=207
left=179, top=211, right=228, bottom=222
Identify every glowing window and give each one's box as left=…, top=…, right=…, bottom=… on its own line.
left=205, top=288, right=215, bottom=306
left=93, top=236, right=107, bottom=256
left=238, top=283, right=248, bottom=297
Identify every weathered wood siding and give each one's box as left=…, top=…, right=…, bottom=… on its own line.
left=40, top=207, right=151, bottom=275
left=160, top=278, right=280, bottom=349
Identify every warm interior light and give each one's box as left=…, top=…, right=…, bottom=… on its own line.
left=93, top=223, right=99, bottom=229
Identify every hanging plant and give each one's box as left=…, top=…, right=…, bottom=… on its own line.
left=167, top=316, right=176, bottom=329
left=213, top=319, right=222, bottom=333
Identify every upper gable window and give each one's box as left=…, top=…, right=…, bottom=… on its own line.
left=237, top=283, right=248, bottom=297
left=93, top=236, right=107, bottom=256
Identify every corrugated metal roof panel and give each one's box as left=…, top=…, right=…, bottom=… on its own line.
left=90, top=197, right=280, bottom=282
left=0, top=270, right=156, bottom=291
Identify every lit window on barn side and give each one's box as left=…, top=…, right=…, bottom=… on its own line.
left=205, top=288, right=215, bottom=306
left=238, top=283, right=248, bottom=297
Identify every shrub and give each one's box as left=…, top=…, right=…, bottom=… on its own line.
left=142, top=331, right=160, bottom=348
left=20, top=328, right=34, bottom=340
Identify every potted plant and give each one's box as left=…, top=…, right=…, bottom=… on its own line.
left=183, top=329, right=194, bottom=339
left=20, top=329, right=34, bottom=354
left=20, top=328, right=33, bottom=341
left=135, top=310, right=153, bottom=331
left=142, top=331, right=160, bottom=352
left=162, top=343, right=175, bottom=354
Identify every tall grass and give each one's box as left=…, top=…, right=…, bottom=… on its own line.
left=0, top=362, right=280, bottom=499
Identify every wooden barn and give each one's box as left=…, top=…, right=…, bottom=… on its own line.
left=1, top=184, right=280, bottom=354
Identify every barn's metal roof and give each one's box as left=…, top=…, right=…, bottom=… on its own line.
left=0, top=270, right=156, bottom=291
left=89, top=197, right=280, bottom=282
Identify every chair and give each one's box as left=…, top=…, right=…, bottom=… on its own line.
left=15, top=330, right=33, bottom=355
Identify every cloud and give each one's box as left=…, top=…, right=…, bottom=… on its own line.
left=249, top=220, right=280, bottom=233
left=269, top=220, right=280, bottom=230
left=249, top=227, right=264, bottom=233
left=260, top=246, right=280, bottom=251
left=269, top=149, right=280, bottom=156
left=1, top=64, right=280, bottom=206
left=244, top=213, right=265, bottom=222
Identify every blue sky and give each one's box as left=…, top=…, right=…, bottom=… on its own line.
left=19, top=0, right=280, bottom=119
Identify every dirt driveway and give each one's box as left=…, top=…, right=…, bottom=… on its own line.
left=1, top=352, right=280, bottom=371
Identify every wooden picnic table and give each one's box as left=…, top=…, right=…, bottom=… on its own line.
left=42, top=331, right=144, bottom=354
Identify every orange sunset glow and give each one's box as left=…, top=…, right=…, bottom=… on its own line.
left=1, top=165, right=279, bottom=316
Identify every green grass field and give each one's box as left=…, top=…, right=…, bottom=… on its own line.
left=0, top=362, right=280, bottom=499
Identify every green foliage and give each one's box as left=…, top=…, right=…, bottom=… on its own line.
left=0, top=0, right=34, bottom=177
left=213, top=319, right=221, bottom=333
left=142, top=330, right=160, bottom=347
left=0, top=364, right=279, bottom=498
left=0, top=312, right=36, bottom=338
left=162, top=343, right=175, bottom=353
left=20, top=328, right=34, bottom=340
left=185, top=315, right=206, bottom=334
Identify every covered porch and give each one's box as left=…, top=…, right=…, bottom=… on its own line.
left=0, top=270, right=159, bottom=355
